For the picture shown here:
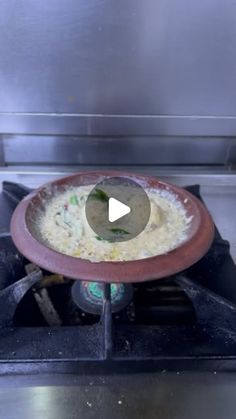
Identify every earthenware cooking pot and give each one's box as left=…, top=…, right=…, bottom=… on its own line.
left=10, top=171, right=215, bottom=283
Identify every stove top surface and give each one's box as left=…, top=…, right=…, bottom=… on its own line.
left=1, top=181, right=236, bottom=374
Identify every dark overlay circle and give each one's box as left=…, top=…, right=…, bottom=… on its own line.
left=85, top=177, right=151, bottom=242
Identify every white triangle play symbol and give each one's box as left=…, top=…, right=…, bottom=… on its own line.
left=108, top=197, right=131, bottom=223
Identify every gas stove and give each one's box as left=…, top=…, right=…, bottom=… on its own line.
left=0, top=180, right=236, bottom=374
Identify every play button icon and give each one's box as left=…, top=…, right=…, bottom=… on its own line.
left=85, top=176, right=150, bottom=242
left=108, top=198, right=131, bottom=223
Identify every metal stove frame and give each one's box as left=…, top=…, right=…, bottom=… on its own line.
left=0, top=182, right=236, bottom=374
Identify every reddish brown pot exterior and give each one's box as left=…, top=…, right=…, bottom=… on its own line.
left=10, top=171, right=215, bottom=283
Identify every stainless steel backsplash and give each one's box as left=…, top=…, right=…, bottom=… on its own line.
left=1, top=0, right=236, bottom=136
left=0, top=135, right=234, bottom=167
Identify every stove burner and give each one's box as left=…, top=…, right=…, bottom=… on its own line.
left=71, top=281, right=133, bottom=314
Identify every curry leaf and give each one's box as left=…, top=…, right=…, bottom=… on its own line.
left=70, top=195, right=79, bottom=205
left=95, top=236, right=113, bottom=243
left=90, top=188, right=109, bottom=202
left=109, top=228, right=130, bottom=235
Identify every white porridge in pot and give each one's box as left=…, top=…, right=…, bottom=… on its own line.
left=39, top=185, right=193, bottom=262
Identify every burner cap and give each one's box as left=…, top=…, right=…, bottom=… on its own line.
left=71, top=281, right=133, bottom=315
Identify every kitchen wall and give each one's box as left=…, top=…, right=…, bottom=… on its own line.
left=0, top=0, right=236, bottom=136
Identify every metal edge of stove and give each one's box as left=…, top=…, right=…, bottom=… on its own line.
left=1, top=371, right=236, bottom=419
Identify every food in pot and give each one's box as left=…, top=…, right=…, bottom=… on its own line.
left=39, top=185, right=192, bottom=262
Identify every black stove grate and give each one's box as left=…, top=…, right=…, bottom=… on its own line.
left=0, top=181, right=236, bottom=374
